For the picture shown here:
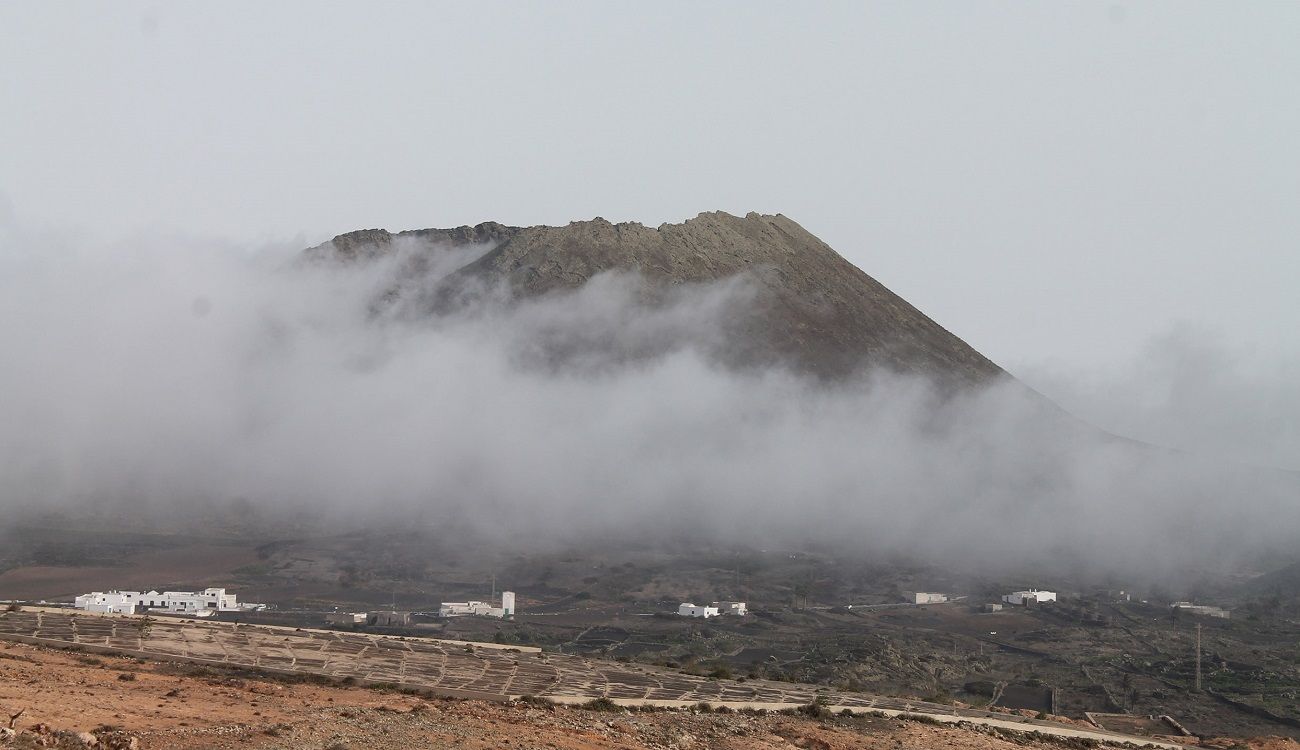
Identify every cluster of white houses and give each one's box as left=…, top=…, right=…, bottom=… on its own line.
left=673, top=590, right=1057, bottom=617
left=73, top=584, right=1071, bottom=625
left=906, top=590, right=1058, bottom=607
left=73, top=588, right=263, bottom=617
left=325, top=591, right=518, bottom=628
left=677, top=601, right=747, bottom=618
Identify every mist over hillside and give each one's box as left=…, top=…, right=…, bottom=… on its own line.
left=306, top=212, right=1004, bottom=386
left=0, top=212, right=1296, bottom=584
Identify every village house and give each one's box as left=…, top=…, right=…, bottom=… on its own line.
left=74, top=588, right=251, bottom=617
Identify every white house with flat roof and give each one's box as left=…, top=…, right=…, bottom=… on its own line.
left=910, top=592, right=948, bottom=605
left=74, top=588, right=248, bottom=616
left=677, top=601, right=746, bottom=618
left=438, top=592, right=514, bottom=619
left=1171, top=601, right=1230, bottom=619
left=325, top=612, right=367, bottom=626
left=1002, top=589, right=1057, bottom=606
left=677, top=603, right=720, bottom=618
left=74, top=591, right=141, bottom=614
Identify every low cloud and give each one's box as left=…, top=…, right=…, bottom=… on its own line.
left=1019, top=328, right=1300, bottom=472
left=1, top=224, right=1296, bottom=585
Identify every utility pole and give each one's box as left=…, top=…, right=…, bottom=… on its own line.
left=1194, top=623, right=1202, bottom=692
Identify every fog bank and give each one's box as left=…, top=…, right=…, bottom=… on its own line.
left=1020, top=329, right=1300, bottom=472
left=1, top=226, right=1297, bottom=583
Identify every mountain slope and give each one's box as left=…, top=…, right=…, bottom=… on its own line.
left=310, top=211, right=1004, bottom=386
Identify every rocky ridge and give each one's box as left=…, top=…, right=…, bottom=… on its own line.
left=307, top=212, right=1005, bottom=386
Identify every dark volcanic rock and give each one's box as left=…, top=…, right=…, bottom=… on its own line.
left=308, top=211, right=1005, bottom=386
left=306, top=222, right=519, bottom=264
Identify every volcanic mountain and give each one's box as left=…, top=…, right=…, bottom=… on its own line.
left=306, top=211, right=1004, bottom=386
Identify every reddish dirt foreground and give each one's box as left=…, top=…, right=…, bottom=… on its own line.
left=0, top=639, right=1275, bottom=750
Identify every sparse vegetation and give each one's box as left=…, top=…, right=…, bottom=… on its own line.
left=797, top=694, right=832, bottom=718
left=515, top=695, right=554, bottom=708
left=578, top=697, right=622, bottom=712
left=899, top=712, right=942, bottom=726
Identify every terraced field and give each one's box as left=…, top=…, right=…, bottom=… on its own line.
left=0, top=608, right=862, bottom=704
left=0, top=608, right=1185, bottom=748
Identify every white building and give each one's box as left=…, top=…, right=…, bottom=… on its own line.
left=439, top=591, right=514, bottom=619
left=676, top=601, right=746, bottom=618
left=74, top=591, right=141, bottom=615
left=1171, top=602, right=1231, bottom=619
left=910, top=592, right=948, bottom=605
left=325, top=612, right=367, bottom=626
left=74, top=588, right=248, bottom=617
left=150, top=588, right=240, bottom=615
left=368, top=611, right=412, bottom=626
left=438, top=601, right=498, bottom=617
left=677, top=603, right=720, bottom=618
left=1002, top=589, right=1057, bottom=606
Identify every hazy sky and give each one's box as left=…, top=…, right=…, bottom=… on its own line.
left=2, top=2, right=1298, bottom=373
